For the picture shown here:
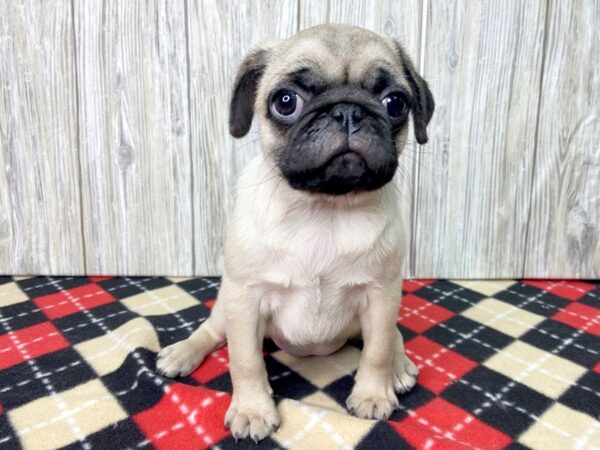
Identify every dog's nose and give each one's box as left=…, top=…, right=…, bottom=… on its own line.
left=329, top=103, right=365, bottom=134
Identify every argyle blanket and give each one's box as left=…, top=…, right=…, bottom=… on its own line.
left=0, top=277, right=598, bottom=450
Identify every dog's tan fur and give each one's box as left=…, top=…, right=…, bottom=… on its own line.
left=157, top=24, right=433, bottom=442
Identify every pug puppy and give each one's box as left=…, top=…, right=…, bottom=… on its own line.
left=156, top=24, right=434, bottom=442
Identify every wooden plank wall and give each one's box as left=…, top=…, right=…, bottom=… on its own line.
left=0, top=1, right=84, bottom=273
left=0, top=0, right=598, bottom=278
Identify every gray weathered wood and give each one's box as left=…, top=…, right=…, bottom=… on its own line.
left=74, top=0, right=193, bottom=275
left=0, top=1, right=598, bottom=278
left=412, top=0, right=548, bottom=278
left=298, top=0, right=328, bottom=29
left=0, top=0, right=84, bottom=275
left=524, top=0, right=600, bottom=278
left=187, top=0, right=298, bottom=275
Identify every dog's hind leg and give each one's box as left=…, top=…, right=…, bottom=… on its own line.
left=156, top=295, right=226, bottom=378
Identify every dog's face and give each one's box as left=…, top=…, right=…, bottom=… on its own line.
left=229, top=25, right=434, bottom=196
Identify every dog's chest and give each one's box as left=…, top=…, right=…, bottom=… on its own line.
left=254, top=209, right=392, bottom=350
left=259, top=273, right=365, bottom=353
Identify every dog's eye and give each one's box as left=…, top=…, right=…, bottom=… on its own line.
left=382, top=94, right=408, bottom=119
left=270, top=89, right=304, bottom=121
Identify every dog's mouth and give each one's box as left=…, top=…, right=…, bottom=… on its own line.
left=327, top=150, right=366, bottom=175
left=284, top=150, right=397, bottom=196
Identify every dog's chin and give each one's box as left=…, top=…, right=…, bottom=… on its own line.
left=284, top=151, right=397, bottom=196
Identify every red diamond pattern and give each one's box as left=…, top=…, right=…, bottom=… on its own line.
left=398, top=294, right=455, bottom=333
left=405, top=336, right=477, bottom=394
left=34, top=283, right=116, bottom=319
left=391, top=398, right=511, bottom=449
left=523, top=280, right=596, bottom=301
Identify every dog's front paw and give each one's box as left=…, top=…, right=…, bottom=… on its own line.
left=346, top=382, right=399, bottom=420
left=394, top=353, right=418, bottom=394
left=225, top=393, right=280, bottom=443
left=156, top=339, right=203, bottom=378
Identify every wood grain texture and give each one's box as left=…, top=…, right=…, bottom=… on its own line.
left=187, top=0, right=298, bottom=275
left=0, top=0, right=84, bottom=274
left=412, top=0, right=548, bottom=278
left=74, top=0, right=193, bottom=275
left=524, top=0, right=600, bottom=278
left=0, top=1, right=598, bottom=277
left=327, top=0, right=424, bottom=277
left=298, top=0, right=328, bottom=29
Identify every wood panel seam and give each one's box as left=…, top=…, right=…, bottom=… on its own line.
left=522, top=1, right=552, bottom=277
left=409, top=0, right=428, bottom=277
left=184, top=0, right=196, bottom=275
left=70, top=0, right=87, bottom=274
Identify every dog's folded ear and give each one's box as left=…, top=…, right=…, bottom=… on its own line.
left=391, top=41, right=435, bottom=144
left=229, top=49, right=269, bottom=138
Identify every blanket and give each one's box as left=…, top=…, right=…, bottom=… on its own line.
left=0, top=276, right=598, bottom=449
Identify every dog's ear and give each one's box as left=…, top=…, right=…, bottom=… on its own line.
left=391, top=41, right=435, bottom=144
left=229, top=49, right=269, bottom=138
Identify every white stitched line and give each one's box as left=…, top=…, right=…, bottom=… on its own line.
left=525, top=280, right=599, bottom=300
left=0, top=314, right=204, bottom=357
left=0, top=360, right=85, bottom=393
left=413, top=281, right=576, bottom=440
left=282, top=401, right=327, bottom=448
left=1, top=277, right=217, bottom=323
left=42, top=277, right=206, bottom=442
left=318, top=420, right=351, bottom=450
left=0, top=281, right=219, bottom=355
left=413, top=280, right=591, bottom=442
left=489, top=282, right=600, bottom=324
left=0, top=276, right=77, bottom=298
left=269, top=370, right=292, bottom=381
left=423, top=280, right=599, bottom=327
left=0, top=277, right=154, bottom=322
left=209, top=348, right=229, bottom=368
left=420, top=281, right=575, bottom=438
left=398, top=406, right=483, bottom=450
left=295, top=401, right=352, bottom=450
left=0, top=286, right=91, bottom=450
left=478, top=310, right=597, bottom=443
left=399, top=285, right=466, bottom=320
left=416, top=282, right=599, bottom=355
left=123, top=277, right=195, bottom=335
left=6, top=367, right=226, bottom=440
left=130, top=388, right=227, bottom=448
left=411, top=281, right=599, bottom=397
left=406, top=348, right=574, bottom=441
left=0, top=317, right=208, bottom=395
left=0, top=278, right=222, bottom=446
left=12, top=371, right=150, bottom=436
left=0, top=280, right=218, bottom=394
left=295, top=391, right=484, bottom=450
left=405, top=295, right=600, bottom=399
left=0, top=314, right=203, bottom=357
left=575, top=414, right=600, bottom=450
left=0, top=289, right=106, bottom=317
left=541, top=311, right=600, bottom=448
